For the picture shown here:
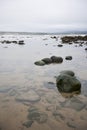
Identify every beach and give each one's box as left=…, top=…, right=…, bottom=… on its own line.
left=0, top=33, right=87, bottom=130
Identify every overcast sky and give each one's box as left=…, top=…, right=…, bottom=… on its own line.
left=0, top=0, right=87, bottom=32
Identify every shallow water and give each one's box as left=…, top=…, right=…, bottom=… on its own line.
left=0, top=34, right=87, bottom=130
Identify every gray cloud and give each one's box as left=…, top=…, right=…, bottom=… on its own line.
left=0, top=0, right=87, bottom=32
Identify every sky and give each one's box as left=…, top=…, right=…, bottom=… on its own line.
left=0, top=0, right=87, bottom=32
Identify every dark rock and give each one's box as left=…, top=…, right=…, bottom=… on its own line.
left=34, top=60, right=45, bottom=66
left=51, top=56, right=63, bottom=63
left=60, top=70, right=75, bottom=77
left=61, top=35, right=87, bottom=43
left=18, top=40, right=25, bottom=45
left=65, top=56, right=72, bottom=60
left=51, top=36, right=57, bottom=39
left=69, top=42, right=73, bottom=45
left=12, top=41, right=17, bottom=44
left=85, top=48, right=87, bottom=50
left=56, top=73, right=81, bottom=93
left=6, top=41, right=11, bottom=44
left=58, top=44, right=63, bottom=47
left=42, top=58, right=52, bottom=64
left=79, top=43, right=83, bottom=47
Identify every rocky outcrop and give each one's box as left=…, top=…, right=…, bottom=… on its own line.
left=61, top=35, right=87, bottom=43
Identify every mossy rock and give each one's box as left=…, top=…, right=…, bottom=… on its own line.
left=34, top=60, right=45, bottom=66
left=60, top=70, right=75, bottom=77
left=56, top=74, right=81, bottom=93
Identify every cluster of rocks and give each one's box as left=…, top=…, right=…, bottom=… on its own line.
left=34, top=56, right=73, bottom=66
left=0, top=40, right=25, bottom=45
left=61, top=35, right=87, bottom=43
left=34, top=56, right=63, bottom=66
left=56, top=70, right=81, bottom=93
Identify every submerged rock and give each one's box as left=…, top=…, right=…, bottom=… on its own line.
left=23, top=120, right=34, bottom=128
left=56, top=71, right=81, bottom=93
left=60, top=97, right=86, bottom=111
left=28, top=107, right=48, bottom=124
left=15, top=90, right=41, bottom=103
left=51, top=56, right=63, bottom=63
left=34, top=60, right=45, bottom=66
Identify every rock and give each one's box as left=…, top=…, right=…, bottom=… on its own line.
left=51, top=56, right=63, bottom=63
left=23, top=120, right=34, bottom=128
left=79, top=43, right=83, bottom=47
left=65, top=56, right=72, bottom=60
left=6, top=41, right=11, bottom=44
left=42, top=58, right=52, bottom=64
left=56, top=73, right=81, bottom=93
left=60, top=70, right=75, bottom=77
left=53, top=111, right=65, bottom=121
left=18, top=40, right=25, bottom=45
left=60, top=97, right=86, bottom=111
left=51, top=36, right=57, bottom=39
left=69, top=42, right=73, bottom=45
left=28, top=107, right=48, bottom=123
left=44, top=82, right=56, bottom=89
left=58, top=44, right=63, bottom=47
left=12, top=41, right=17, bottom=44
left=61, top=35, right=87, bottom=43
left=15, top=90, right=41, bottom=103
left=67, top=121, right=76, bottom=128
left=34, top=60, right=45, bottom=66
left=85, top=48, right=87, bottom=50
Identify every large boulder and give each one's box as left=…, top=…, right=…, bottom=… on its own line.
left=56, top=71, right=81, bottom=93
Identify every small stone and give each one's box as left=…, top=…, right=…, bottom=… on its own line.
left=18, top=40, right=25, bottom=45
left=65, top=56, right=72, bottom=60
left=58, top=44, right=63, bottom=47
